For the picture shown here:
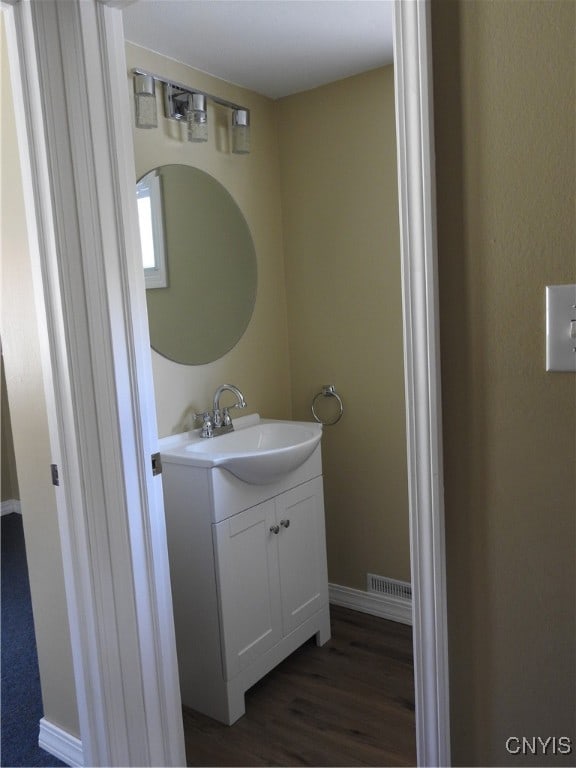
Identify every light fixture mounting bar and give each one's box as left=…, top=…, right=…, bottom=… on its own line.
left=131, top=68, right=249, bottom=121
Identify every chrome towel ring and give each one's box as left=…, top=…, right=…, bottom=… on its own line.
left=311, top=384, right=344, bottom=426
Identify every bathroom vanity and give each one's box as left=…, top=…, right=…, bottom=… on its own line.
left=160, top=415, right=331, bottom=725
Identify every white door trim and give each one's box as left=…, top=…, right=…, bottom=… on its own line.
left=4, top=0, right=449, bottom=765
left=3, top=1, right=185, bottom=764
left=394, top=1, right=451, bottom=765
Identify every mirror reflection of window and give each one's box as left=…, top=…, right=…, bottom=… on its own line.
left=137, top=170, right=167, bottom=288
left=138, top=165, right=257, bottom=365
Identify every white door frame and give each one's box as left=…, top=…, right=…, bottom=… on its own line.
left=394, top=2, right=451, bottom=764
left=3, top=0, right=450, bottom=765
left=3, top=0, right=185, bottom=764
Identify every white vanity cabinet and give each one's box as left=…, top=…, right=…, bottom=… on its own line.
left=214, top=477, right=328, bottom=681
left=160, top=439, right=330, bottom=725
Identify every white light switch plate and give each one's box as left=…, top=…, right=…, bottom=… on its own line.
left=546, top=284, right=576, bottom=372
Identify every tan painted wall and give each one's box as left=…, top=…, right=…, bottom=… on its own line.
left=277, top=68, right=410, bottom=588
left=432, top=1, right=576, bottom=764
left=127, top=44, right=292, bottom=436
left=1, top=353, right=19, bottom=502
left=129, top=46, right=409, bottom=589
left=0, top=18, right=79, bottom=736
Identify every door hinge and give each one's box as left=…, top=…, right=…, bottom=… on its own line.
left=151, top=452, right=162, bottom=476
left=50, top=464, right=60, bottom=486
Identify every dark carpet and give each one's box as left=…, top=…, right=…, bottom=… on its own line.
left=1, top=512, right=67, bottom=767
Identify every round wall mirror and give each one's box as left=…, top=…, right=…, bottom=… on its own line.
left=137, top=164, right=257, bottom=365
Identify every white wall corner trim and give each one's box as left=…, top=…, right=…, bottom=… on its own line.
left=394, top=1, right=451, bottom=765
left=0, top=499, right=21, bottom=515
left=329, top=583, right=412, bottom=625
left=39, top=719, right=83, bottom=768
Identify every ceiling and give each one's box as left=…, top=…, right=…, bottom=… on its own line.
left=122, top=1, right=394, bottom=100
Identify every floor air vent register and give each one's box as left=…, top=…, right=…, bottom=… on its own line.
left=367, top=573, right=412, bottom=601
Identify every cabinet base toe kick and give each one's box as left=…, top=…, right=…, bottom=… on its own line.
left=183, top=606, right=331, bottom=726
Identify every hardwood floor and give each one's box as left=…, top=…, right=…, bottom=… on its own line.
left=182, top=605, right=416, bottom=766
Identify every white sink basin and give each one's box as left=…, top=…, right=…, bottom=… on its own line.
left=160, top=415, right=322, bottom=484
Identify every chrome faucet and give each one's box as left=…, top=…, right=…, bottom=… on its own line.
left=213, top=384, right=246, bottom=425
left=196, top=384, right=247, bottom=438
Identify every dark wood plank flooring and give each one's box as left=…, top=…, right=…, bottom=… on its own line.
left=182, top=605, right=416, bottom=766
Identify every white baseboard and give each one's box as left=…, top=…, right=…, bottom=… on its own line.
left=1, top=499, right=21, bottom=515
left=329, top=582, right=413, bottom=625
left=39, top=718, right=83, bottom=767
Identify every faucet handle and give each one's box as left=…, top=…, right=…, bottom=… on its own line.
left=225, top=400, right=247, bottom=412
left=222, top=399, right=247, bottom=426
left=193, top=410, right=214, bottom=438
left=221, top=407, right=235, bottom=426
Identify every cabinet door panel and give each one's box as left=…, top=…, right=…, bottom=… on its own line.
left=213, top=501, right=282, bottom=680
left=277, top=477, right=328, bottom=635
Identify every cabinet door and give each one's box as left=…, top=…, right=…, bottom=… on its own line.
left=212, top=500, right=282, bottom=681
left=276, top=477, right=329, bottom=636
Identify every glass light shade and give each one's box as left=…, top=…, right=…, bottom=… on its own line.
left=187, top=93, right=208, bottom=143
left=134, top=74, right=158, bottom=129
left=232, top=109, right=250, bottom=154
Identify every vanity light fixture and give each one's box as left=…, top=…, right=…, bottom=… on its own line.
left=133, top=73, right=158, bottom=129
left=187, top=93, right=208, bottom=143
left=132, top=69, right=251, bottom=154
left=232, top=109, right=250, bottom=155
